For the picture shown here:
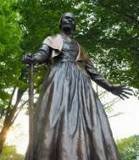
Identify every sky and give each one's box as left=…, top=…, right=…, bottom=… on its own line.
left=5, top=90, right=139, bottom=155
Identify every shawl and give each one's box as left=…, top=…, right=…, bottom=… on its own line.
left=42, top=34, right=89, bottom=62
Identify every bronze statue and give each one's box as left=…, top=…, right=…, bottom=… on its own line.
left=23, top=12, right=132, bottom=160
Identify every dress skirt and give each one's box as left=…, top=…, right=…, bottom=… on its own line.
left=31, top=61, right=120, bottom=160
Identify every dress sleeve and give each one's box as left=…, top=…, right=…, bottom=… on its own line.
left=33, top=41, right=52, bottom=64
left=85, top=60, right=113, bottom=92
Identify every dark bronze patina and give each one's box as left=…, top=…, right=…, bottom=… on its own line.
left=23, top=12, right=132, bottom=160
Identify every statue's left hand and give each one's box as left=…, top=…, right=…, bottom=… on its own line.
left=110, top=85, right=133, bottom=100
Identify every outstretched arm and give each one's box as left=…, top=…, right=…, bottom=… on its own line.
left=85, top=60, right=132, bottom=100
left=23, top=43, right=52, bottom=64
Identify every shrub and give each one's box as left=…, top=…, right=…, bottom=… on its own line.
left=0, top=145, right=24, bottom=160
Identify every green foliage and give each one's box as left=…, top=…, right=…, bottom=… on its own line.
left=91, top=0, right=139, bottom=88
left=0, top=145, right=24, bottom=160
left=117, top=135, right=139, bottom=160
left=0, top=0, right=23, bottom=113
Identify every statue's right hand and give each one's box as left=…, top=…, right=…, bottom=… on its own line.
left=22, top=54, right=35, bottom=64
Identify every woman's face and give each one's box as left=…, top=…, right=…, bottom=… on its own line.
left=61, top=13, right=75, bottom=32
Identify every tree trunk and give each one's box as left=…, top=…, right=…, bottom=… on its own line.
left=0, top=125, right=10, bottom=153
left=0, top=107, right=17, bottom=153
left=0, top=68, right=27, bottom=153
left=0, top=88, right=25, bottom=153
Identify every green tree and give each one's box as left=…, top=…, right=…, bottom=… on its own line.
left=117, top=135, right=139, bottom=160
left=0, top=145, right=24, bottom=160
left=0, top=0, right=26, bottom=153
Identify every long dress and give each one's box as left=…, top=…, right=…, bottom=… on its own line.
left=31, top=38, right=120, bottom=160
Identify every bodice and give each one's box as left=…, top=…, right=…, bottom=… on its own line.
left=60, top=39, right=79, bottom=62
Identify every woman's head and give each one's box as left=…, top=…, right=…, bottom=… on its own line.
left=59, top=12, right=76, bottom=33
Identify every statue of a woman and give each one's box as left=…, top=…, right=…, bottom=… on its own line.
left=23, top=12, right=132, bottom=160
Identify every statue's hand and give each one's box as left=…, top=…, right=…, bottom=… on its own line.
left=22, top=54, right=35, bottom=64
left=110, top=85, right=133, bottom=100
